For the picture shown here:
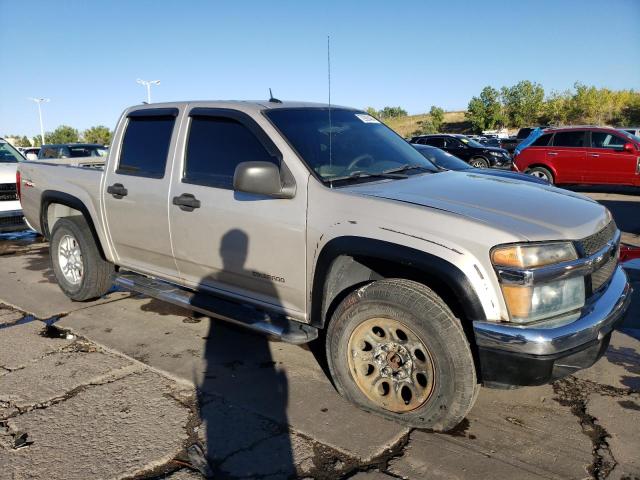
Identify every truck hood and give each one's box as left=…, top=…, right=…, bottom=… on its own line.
left=346, top=171, right=610, bottom=241
left=0, top=162, right=18, bottom=183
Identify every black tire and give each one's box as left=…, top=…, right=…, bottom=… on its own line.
left=326, top=279, right=479, bottom=431
left=469, top=157, right=490, bottom=168
left=50, top=216, right=115, bottom=301
left=526, top=166, right=554, bottom=184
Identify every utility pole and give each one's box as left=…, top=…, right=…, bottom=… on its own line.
left=136, top=79, right=160, bottom=103
left=28, top=97, right=50, bottom=145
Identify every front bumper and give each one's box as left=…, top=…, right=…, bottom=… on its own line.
left=489, top=161, right=513, bottom=170
left=473, top=266, right=632, bottom=387
left=0, top=209, right=26, bottom=232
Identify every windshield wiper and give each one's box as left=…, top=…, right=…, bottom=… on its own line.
left=326, top=170, right=409, bottom=183
left=382, top=164, right=432, bottom=174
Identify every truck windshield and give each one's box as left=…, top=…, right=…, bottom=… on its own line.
left=0, top=141, right=24, bottom=163
left=266, top=108, right=437, bottom=184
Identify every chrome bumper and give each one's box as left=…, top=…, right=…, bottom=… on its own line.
left=473, top=266, right=632, bottom=356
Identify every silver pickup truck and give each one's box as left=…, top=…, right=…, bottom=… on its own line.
left=18, top=101, right=632, bottom=430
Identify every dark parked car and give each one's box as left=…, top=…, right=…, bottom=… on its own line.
left=38, top=143, right=107, bottom=160
left=412, top=144, right=548, bottom=185
left=411, top=134, right=512, bottom=169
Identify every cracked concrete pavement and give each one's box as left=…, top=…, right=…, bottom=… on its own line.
left=0, top=189, right=639, bottom=479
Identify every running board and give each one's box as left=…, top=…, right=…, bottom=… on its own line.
left=114, top=272, right=318, bottom=344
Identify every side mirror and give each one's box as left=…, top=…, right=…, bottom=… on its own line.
left=233, top=161, right=294, bottom=198
left=623, top=142, right=636, bottom=153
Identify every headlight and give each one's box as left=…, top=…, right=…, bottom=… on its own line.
left=491, top=242, right=585, bottom=323
left=501, top=277, right=585, bottom=323
left=491, top=242, right=577, bottom=268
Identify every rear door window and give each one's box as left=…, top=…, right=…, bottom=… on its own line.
left=531, top=133, right=552, bottom=147
left=424, top=137, right=445, bottom=148
left=591, top=132, right=626, bottom=149
left=118, top=113, right=176, bottom=178
left=552, top=131, right=586, bottom=147
left=444, top=137, right=462, bottom=148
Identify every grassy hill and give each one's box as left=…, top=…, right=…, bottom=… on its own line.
left=384, top=110, right=471, bottom=138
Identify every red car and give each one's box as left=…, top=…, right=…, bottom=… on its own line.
left=513, top=126, right=640, bottom=186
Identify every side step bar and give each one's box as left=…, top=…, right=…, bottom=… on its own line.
left=114, top=272, right=318, bottom=344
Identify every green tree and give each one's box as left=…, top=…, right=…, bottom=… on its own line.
left=540, top=90, right=570, bottom=125
left=619, top=93, right=640, bottom=125
left=412, top=106, right=446, bottom=136
left=365, top=107, right=379, bottom=117
left=501, top=80, right=545, bottom=127
left=83, top=125, right=112, bottom=145
left=4, top=135, right=31, bottom=147
left=17, top=135, right=31, bottom=147
left=45, top=125, right=80, bottom=144
left=466, top=86, right=504, bottom=132
left=428, top=106, right=445, bottom=132
left=378, top=106, right=407, bottom=119
left=32, top=136, right=42, bottom=147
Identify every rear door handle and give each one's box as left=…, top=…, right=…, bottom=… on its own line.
left=548, top=152, right=558, bottom=156
left=172, top=193, right=201, bottom=212
left=107, top=183, right=128, bottom=198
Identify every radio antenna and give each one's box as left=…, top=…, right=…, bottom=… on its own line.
left=327, top=35, right=333, bottom=176
left=268, top=88, right=282, bottom=104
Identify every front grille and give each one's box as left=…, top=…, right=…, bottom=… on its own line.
left=575, top=221, right=618, bottom=294
left=0, top=215, right=24, bottom=227
left=577, top=221, right=617, bottom=256
left=591, top=256, right=617, bottom=292
left=0, top=183, right=18, bottom=202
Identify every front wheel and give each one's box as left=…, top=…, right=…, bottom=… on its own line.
left=50, top=216, right=115, bottom=301
left=469, top=157, right=490, bottom=168
left=326, top=279, right=479, bottom=431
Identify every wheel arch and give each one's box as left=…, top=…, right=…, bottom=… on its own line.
left=310, top=236, right=487, bottom=331
left=40, top=190, right=107, bottom=260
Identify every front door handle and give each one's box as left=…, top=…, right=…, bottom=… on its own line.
left=589, top=154, right=600, bottom=158
left=548, top=152, right=558, bottom=156
left=173, top=193, right=201, bottom=212
left=107, top=183, right=128, bottom=199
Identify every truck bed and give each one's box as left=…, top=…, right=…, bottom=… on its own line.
left=18, top=159, right=104, bottom=235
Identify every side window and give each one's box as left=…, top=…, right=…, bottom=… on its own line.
left=425, top=137, right=444, bottom=148
left=184, top=115, right=277, bottom=189
left=118, top=115, right=176, bottom=178
left=552, top=131, right=585, bottom=147
left=444, top=137, right=461, bottom=148
left=591, top=132, right=626, bottom=150
left=531, top=133, right=552, bottom=147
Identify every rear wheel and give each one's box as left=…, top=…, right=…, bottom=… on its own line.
left=469, top=157, right=489, bottom=168
left=50, top=216, right=114, bottom=301
left=326, top=279, right=479, bottom=431
left=526, top=166, right=554, bottom=184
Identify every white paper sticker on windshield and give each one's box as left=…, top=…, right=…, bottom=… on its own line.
left=355, top=114, right=380, bottom=124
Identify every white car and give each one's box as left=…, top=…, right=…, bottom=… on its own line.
left=0, top=139, right=26, bottom=232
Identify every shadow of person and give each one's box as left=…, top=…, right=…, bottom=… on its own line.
left=193, top=229, right=295, bottom=478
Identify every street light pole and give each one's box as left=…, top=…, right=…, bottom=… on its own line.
left=28, top=97, right=50, bottom=145
left=136, top=79, right=160, bottom=103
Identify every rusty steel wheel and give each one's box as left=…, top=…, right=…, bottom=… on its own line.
left=326, top=279, right=479, bottom=431
left=347, top=317, right=435, bottom=412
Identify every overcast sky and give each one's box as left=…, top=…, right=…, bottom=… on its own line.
left=2, top=0, right=639, bottom=137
